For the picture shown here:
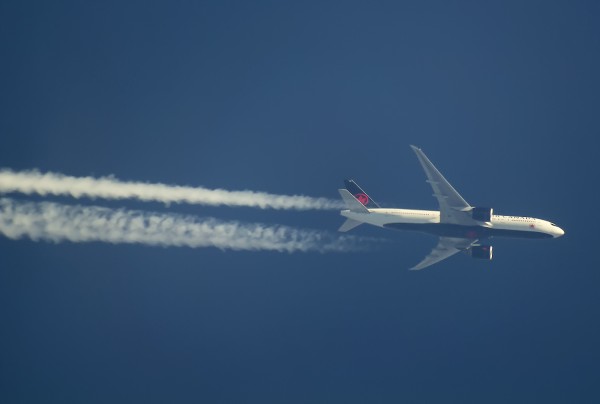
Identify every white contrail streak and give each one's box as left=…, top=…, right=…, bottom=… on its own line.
left=0, top=198, right=364, bottom=253
left=0, top=169, right=343, bottom=210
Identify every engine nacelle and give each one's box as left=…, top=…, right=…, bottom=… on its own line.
left=471, top=207, right=493, bottom=222
left=470, top=245, right=493, bottom=260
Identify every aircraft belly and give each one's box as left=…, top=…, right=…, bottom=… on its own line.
left=383, top=222, right=552, bottom=239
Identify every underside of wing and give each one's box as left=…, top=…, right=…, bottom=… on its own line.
left=410, top=146, right=476, bottom=225
left=410, top=237, right=478, bottom=271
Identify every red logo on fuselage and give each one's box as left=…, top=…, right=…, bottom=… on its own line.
left=355, top=193, right=369, bottom=205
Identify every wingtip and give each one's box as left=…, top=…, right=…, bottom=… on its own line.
left=409, top=145, right=420, bottom=151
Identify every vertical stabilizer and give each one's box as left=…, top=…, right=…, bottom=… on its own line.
left=338, top=189, right=370, bottom=213
left=344, top=179, right=380, bottom=208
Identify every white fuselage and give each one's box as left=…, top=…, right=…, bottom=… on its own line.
left=341, top=208, right=565, bottom=239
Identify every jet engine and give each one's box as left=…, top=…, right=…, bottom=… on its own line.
left=470, top=245, right=493, bottom=260
left=471, top=207, right=493, bottom=222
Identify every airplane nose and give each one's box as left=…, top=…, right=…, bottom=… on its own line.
left=554, top=227, right=565, bottom=238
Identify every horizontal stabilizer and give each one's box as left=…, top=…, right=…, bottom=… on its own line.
left=338, top=189, right=370, bottom=213
left=338, top=218, right=363, bottom=232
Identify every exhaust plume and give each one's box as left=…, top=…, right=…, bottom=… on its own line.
left=0, top=198, right=364, bottom=253
left=0, top=169, right=342, bottom=210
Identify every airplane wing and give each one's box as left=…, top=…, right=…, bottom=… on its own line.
left=410, top=145, right=476, bottom=225
left=410, top=237, right=478, bottom=271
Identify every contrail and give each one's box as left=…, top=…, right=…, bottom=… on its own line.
left=0, top=198, right=365, bottom=253
left=0, top=169, right=342, bottom=210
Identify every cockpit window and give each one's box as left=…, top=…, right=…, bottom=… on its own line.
left=550, top=223, right=557, bottom=226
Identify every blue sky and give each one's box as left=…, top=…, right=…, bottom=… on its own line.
left=1, top=1, right=598, bottom=403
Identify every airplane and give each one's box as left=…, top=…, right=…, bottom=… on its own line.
left=338, top=145, right=565, bottom=270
